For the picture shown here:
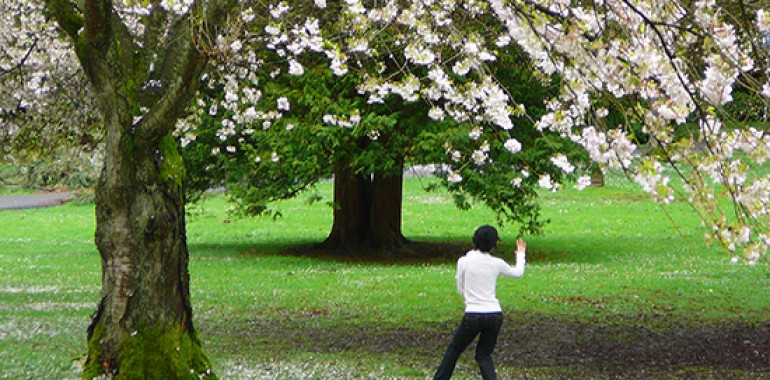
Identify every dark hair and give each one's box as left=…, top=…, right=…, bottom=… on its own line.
left=472, top=225, right=499, bottom=252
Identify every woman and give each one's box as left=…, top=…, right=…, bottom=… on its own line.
left=433, top=225, right=527, bottom=380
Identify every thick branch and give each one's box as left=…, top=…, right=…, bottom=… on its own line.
left=44, top=0, right=84, bottom=41
left=143, top=0, right=169, bottom=55
left=134, top=0, right=237, bottom=145
left=83, top=0, right=111, bottom=56
left=142, top=0, right=171, bottom=83
left=133, top=17, right=205, bottom=145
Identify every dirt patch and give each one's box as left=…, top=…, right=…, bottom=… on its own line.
left=210, top=312, right=770, bottom=378
left=492, top=314, right=770, bottom=376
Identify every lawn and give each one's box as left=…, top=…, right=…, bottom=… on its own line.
left=0, top=174, right=768, bottom=379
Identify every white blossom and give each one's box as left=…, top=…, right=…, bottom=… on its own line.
left=269, top=2, right=290, bottom=19
left=575, top=176, right=592, bottom=191
left=471, top=150, right=488, bottom=165
left=405, top=44, right=436, bottom=65
left=469, top=127, right=482, bottom=140
left=277, top=97, right=290, bottom=111
left=550, top=154, right=575, bottom=173
left=538, top=174, right=557, bottom=191
left=428, top=107, right=445, bottom=120
left=230, top=40, right=242, bottom=53
left=447, top=171, right=463, bottom=183
left=504, top=139, right=521, bottom=154
left=288, top=59, right=304, bottom=76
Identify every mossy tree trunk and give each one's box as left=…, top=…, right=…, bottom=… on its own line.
left=86, top=130, right=212, bottom=378
left=44, top=0, right=234, bottom=377
left=320, top=159, right=408, bottom=253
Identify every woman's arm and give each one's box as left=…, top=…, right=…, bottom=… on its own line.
left=501, top=238, right=527, bottom=278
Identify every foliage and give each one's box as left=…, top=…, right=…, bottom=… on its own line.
left=14, top=147, right=102, bottom=190
left=183, top=65, right=361, bottom=212
left=724, top=88, right=770, bottom=122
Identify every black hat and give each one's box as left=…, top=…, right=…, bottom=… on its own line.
left=473, top=225, right=499, bottom=252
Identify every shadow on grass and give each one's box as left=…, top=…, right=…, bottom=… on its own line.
left=190, top=234, right=625, bottom=266
left=190, top=237, right=469, bottom=265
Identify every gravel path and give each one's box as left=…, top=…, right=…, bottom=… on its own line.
left=0, top=165, right=440, bottom=211
left=0, top=192, right=71, bottom=210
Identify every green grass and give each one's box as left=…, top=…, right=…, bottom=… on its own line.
left=0, top=175, right=768, bottom=379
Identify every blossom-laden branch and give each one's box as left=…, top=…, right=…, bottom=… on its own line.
left=1, top=0, right=101, bottom=164
left=501, top=0, right=770, bottom=263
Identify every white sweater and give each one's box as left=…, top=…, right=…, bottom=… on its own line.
left=455, top=250, right=526, bottom=313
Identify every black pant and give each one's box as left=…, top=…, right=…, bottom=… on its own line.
left=434, top=312, right=504, bottom=380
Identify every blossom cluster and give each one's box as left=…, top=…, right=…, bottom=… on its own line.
left=484, top=0, right=769, bottom=262
left=0, top=0, right=101, bottom=164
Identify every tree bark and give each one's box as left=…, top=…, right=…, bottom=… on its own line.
left=320, top=160, right=408, bottom=254
left=83, top=127, right=212, bottom=378
left=370, top=164, right=408, bottom=249
left=322, top=159, right=370, bottom=250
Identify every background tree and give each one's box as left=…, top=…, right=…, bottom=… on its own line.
left=181, top=26, right=575, bottom=256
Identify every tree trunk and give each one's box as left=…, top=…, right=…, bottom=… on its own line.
left=320, top=160, right=408, bottom=254
left=83, top=129, right=212, bottom=378
left=44, top=0, right=233, bottom=376
left=322, top=159, right=370, bottom=250
left=370, top=163, right=408, bottom=249
left=591, top=166, right=605, bottom=187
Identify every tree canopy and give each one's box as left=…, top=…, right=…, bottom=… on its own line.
left=182, top=44, right=574, bottom=239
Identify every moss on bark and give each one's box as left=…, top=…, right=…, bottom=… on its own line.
left=83, top=321, right=215, bottom=379
left=158, top=134, right=186, bottom=188
left=82, top=318, right=105, bottom=379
